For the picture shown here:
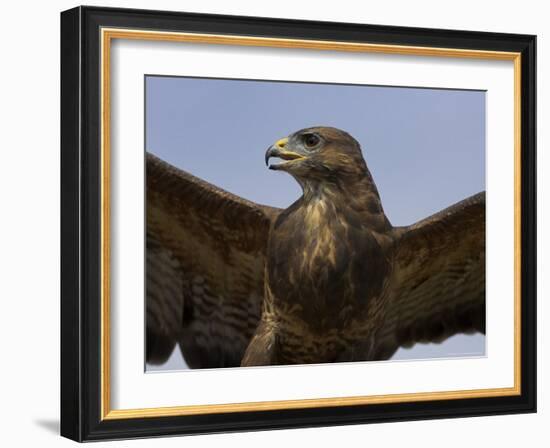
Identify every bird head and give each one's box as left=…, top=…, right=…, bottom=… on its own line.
left=265, top=127, right=368, bottom=187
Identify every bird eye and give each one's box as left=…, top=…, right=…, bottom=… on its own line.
left=303, top=133, right=321, bottom=149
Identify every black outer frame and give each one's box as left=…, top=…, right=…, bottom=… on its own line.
left=60, top=5, right=537, bottom=442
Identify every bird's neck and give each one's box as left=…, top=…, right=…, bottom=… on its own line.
left=297, top=170, right=391, bottom=234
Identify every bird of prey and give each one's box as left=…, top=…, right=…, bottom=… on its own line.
left=146, top=126, right=485, bottom=368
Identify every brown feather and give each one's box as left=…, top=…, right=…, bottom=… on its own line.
left=146, top=152, right=280, bottom=367
left=373, top=192, right=485, bottom=360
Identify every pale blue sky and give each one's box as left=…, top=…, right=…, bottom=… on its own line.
left=146, top=75, right=486, bottom=371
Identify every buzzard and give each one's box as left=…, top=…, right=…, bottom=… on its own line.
left=146, top=126, right=485, bottom=368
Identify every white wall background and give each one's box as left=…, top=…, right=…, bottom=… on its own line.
left=0, top=0, right=546, bottom=446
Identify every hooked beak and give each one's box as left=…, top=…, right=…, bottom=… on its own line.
left=265, top=137, right=305, bottom=170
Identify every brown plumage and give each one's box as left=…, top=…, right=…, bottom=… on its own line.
left=146, top=126, right=485, bottom=368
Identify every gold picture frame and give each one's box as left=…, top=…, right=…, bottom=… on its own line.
left=61, top=6, right=536, bottom=441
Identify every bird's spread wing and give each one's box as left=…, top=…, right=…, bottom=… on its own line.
left=146, top=153, right=279, bottom=368
left=374, top=192, right=486, bottom=360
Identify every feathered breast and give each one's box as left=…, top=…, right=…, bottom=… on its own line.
left=266, top=195, right=391, bottom=327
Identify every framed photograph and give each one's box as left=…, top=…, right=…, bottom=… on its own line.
left=60, top=6, right=536, bottom=441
